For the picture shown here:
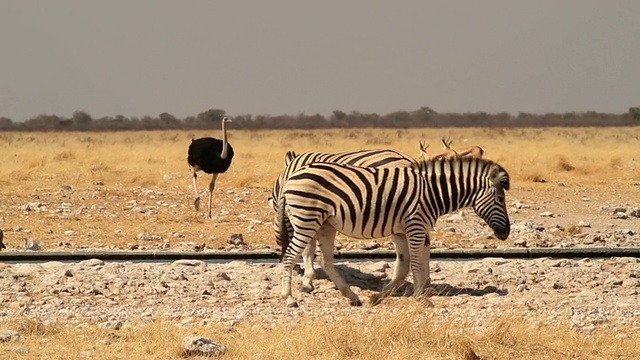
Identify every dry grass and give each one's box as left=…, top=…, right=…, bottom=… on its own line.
left=0, top=127, right=639, bottom=250
left=1, top=127, right=639, bottom=193
left=1, top=305, right=639, bottom=359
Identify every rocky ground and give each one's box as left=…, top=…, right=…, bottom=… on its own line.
left=1, top=178, right=639, bottom=337
left=0, top=256, right=639, bottom=336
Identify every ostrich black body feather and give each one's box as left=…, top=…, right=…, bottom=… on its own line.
left=187, top=137, right=234, bottom=174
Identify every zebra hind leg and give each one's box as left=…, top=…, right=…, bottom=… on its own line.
left=300, top=239, right=317, bottom=293
left=281, top=234, right=312, bottom=308
left=317, top=224, right=362, bottom=306
left=371, top=234, right=410, bottom=305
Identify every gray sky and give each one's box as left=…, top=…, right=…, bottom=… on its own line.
left=1, top=0, right=639, bottom=121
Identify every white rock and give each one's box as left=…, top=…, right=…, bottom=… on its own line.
left=0, top=330, right=21, bottom=343
left=182, top=336, right=226, bottom=357
left=577, top=221, right=591, bottom=228
left=80, top=259, right=105, bottom=267
left=173, top=260, right=206, bottom=267
left=136, top=233, right=162, bottom=241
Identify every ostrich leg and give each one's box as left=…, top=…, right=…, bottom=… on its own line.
left=190, top=167, right=201, bottom=211
left=207, top=173, right=219, bottom=219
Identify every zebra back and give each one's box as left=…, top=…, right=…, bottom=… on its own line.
left=270, top=149, right=416, bottom=250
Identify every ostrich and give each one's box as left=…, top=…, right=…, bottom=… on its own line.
left=187, top=116, right=234, bottom=219
left=0, top=229, right=5, bottom=250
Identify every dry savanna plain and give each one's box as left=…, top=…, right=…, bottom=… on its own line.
left=1, top=127, right=640, bottom=359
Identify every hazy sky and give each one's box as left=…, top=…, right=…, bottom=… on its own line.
left=1, top=1, right=639, bottom=121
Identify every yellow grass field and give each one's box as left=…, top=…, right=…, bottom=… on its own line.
left=1, top=304, right=639, bottom=360
left=0, top=127, right=638, bottom=251
left=1, top=127, right=640, bottom=359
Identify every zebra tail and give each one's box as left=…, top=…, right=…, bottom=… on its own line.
left=275, top=192, right=291, bottom=261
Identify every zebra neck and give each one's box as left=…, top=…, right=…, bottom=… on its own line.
left=423, top=176, right=478, bottom=217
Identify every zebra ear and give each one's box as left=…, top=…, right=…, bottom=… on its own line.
left=489, top=164, right=510, bottom=191
left=285, top=151, right=297, bottom=166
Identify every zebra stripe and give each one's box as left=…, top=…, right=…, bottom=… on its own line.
left=270, top=149, right=415, bottom=218
left=279, top=156, right=510, bottom=307
left=269, top=149, right=416, bottom=293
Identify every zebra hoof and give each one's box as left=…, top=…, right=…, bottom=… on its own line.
left=350, top=298, right=362, bottom=307
left=194, top=197, right=201, bottom=211
left=299, top=284, right=315, bottom=293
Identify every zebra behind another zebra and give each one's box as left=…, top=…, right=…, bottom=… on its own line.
left=278, top=156, right=510, bottom=307
left=268, top=149, right=417, bottom=293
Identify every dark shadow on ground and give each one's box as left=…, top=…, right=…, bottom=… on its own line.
left=309, top=264, right=509, bottom=297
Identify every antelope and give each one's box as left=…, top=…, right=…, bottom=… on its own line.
left=428, top=137, right=458, bottom=160
left=442, top=136, right=486, bottom=158
left=417, top=140, right=429, bottom=160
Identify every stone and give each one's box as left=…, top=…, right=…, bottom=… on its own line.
left=102, top=321, right=123, bottom=330
left=216, top=272, right=231, bottom=281
left=539, top=211, right=554, bottom=218
left=362, top=241, right=381, bottom=250
left=80, top=259, right=105, bottom=267
left=227, top=234, right=245, bottom=246
left=137, top=233, right=162, bottom=241
left=173, top=260, right=206, bottom=267
left=182, top=336, right=226, bottom=357
left=577, top=221, right=591, bottom=228
left=0, top=330, right=20, bottom=343
left=513, top=239, right=527, bottom=247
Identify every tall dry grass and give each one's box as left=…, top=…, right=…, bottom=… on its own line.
left=1, top=127, right=638, bottom=193
left=1, top=304, right=639, bottom=359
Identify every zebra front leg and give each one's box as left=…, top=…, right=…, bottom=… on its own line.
left=408, top=234, right=428, bottom=299
left=422, top=236, right=432, bottom=288
left=371, top=234, right=410, bottom=305
left=300, top=238, right=317, bottom=293
left=317, top=225, right=361, bottom=306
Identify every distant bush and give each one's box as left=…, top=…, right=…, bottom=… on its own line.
left=0, top=107, right=637, bottom=132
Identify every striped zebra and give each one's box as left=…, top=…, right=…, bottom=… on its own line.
left=269, top=149, right=417, bottom=293
left=278, top=156, right=510, bottom=307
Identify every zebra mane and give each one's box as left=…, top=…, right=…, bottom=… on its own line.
left=284, top=151, right=297, bottom=166
left=416, top=157, right=510, bottom=191
left=490, top=163, right=510, bottom=191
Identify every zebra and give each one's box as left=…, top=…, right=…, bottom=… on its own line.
left=269, top=149, right=417, bottom=293
left=278, top=156, right=510, bottom=307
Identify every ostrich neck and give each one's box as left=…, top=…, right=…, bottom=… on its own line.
left=220, top=121, right=229, bottom=159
